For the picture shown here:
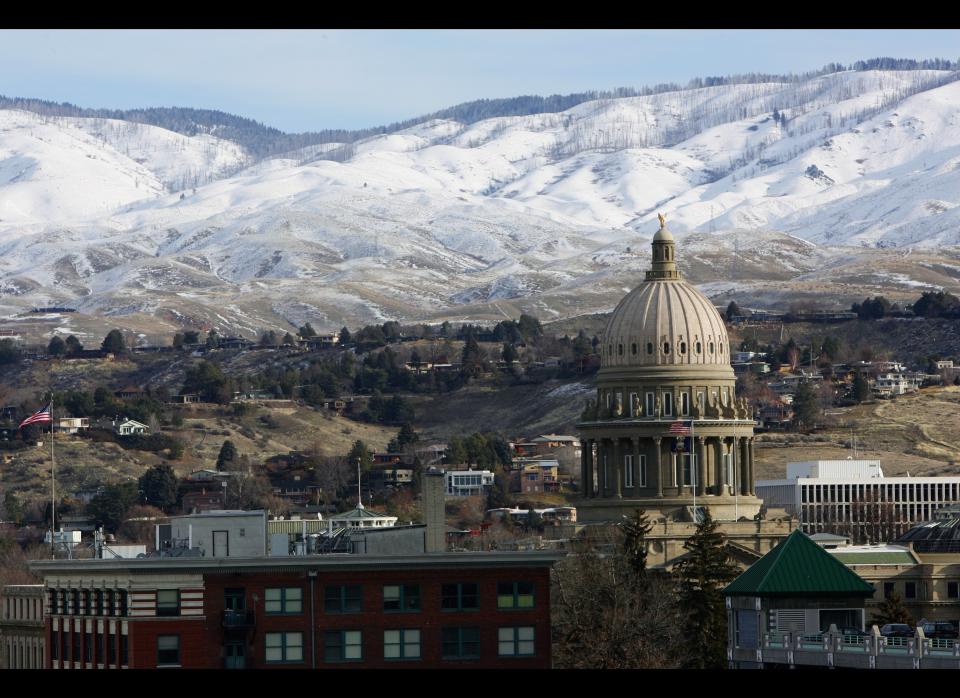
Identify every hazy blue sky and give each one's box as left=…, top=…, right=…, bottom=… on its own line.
left=2, top=29, right=959, bottom=133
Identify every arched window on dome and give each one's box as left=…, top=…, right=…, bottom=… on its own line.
left=695, top=341, right=702, bottom=354
left=663, top=342, right=670, bottom=355
left=709, top=342, right=715, bottom=354
left=618, top=344, right=623, bottom=356
left=719, top=343, right=724, bottom=354
left=679, top=342, right=687, bottom=355
left=646, top=342, right=653, bottom=355
left=631, top=343, right=637, bottom=355
left=608, top=345, right=613, bottom=356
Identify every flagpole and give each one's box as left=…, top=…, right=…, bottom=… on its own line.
left=691, top=414, right=696, bottom=523
left=50, top=395, right=56, bottom=558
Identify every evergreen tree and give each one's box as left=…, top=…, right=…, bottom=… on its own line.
left=396, top=422, right=419, bottom=450
left=86, top=483, right=139, bottom=533
left=501, top=342, right=518, bottom=363
left=206, top=329, right=219, bottom=348
left=461, top=333, right=484, bottom=377
left=101, top=329, right=126, bottom=354
left=299, top=322, right=317, bottom=338
left=348, top=440, right=374, bottom=473
left=216, top=440, right=238, bottom=471
left=65, top=335, right=83, bottom=356
left=139, top=464, right=178, bottom=511
left=792, top=381, right=819, bottom=430
left=673, top=510, right=740, bottom=669
left=620, top=509, right=653, bottom=578
left=853, top=372, right=870, bottom=403
left=47, top=336, right=67, bottom=357
left=338, top=326, right=352, bottom=344
left=871, top=591, right=913, bottom=628
left=282, top=332, right=296, bottom=346
left=725, top=301, right=742, bottom=322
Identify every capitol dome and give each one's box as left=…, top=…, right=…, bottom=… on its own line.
left=601, top=221, right=730, bottom=370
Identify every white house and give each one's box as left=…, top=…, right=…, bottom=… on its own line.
left=114, top=419, right=149, bottom=436
left=445, top=470, right=495, bottom=496
left=54, top=417, right=89, bottom=434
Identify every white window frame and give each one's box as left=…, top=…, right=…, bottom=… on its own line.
left=629, top=392, right=638, bottom=416
left=724, top=453, right=733, bottom=490
left=681, top=392, right=690, bottom=416
left=384, top=629, right=421, bottom=660
left=624, top=454, right=634, bottom=488
left=645, top=392, right=655, bottom=416
left=663, top=392, right=673, bottom=417
left=638, top=454, right=647, bottom=487
left=498, top=626, right=535, bottom=657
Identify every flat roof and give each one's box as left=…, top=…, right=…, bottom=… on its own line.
left=29, top=551, right=564, bottom=575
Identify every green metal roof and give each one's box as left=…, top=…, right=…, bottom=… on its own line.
left=829, top=551, right=916, bottom=565
left=725, top=530, right=875, bottom=598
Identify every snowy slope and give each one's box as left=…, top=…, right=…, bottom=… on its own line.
left=1, top=69, right=960, bottom=334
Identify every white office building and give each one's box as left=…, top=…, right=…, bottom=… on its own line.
left=756, top=460, right=960, bottom=541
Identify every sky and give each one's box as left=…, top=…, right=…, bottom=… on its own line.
left=1, top=29, right=959, bottom=133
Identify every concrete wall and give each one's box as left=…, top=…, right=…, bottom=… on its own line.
left=170, top=512, right=267, bottom=558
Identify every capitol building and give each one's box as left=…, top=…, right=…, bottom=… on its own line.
left=577, top=217, right=792, bottom=563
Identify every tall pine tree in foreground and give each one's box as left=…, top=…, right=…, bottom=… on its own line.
left=621, top=509, right=653, bottom=579
left=673, top=510, right=740, bottom=669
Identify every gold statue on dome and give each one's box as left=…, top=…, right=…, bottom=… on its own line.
left=658, top=212, right=666, bottom=227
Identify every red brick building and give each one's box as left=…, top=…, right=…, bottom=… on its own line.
left=31, top=552, right=559, bottom=669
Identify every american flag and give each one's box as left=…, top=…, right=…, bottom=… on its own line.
left=669, top=420, right=692, bottom=436
left=19, top=405, right=51, bottom=429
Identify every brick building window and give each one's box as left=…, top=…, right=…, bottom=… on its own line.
left=121, top=635, right=128, bottom=666
left=108, top=634, right=116, bottom=666
left=325, top=585, right=362, bottom=613
left=883, top=582, right=895, bottom=599
left=383, top=584, right=420, bottom=612
left=498, top=626, right=535, bottom=656
left=119, top=590, right=128, bottom=616
left=84, top=590, right=93, bottom=615
left=905, top=582, right=917, bottom=599
left=51, top=631, right=59, bottom=660
left=383, top=629, right=420, bottom=660
left=441, top=583, right=479, bottom=611
left=99, top=632, right=106, bottom=665
left=497, top=582, right=534, bottom=609
left=84, top=632, right=92, bottom=662
left=156, top=589, right=180, bottom=616
left=72, top=631, right=80, bottom=662
left=265, top=587, right=303, bottom=614
left=71, top=590, right=80, bottom=615
left=266, top=632, right=304, bottom=663
left=324, top=630, right=362, bottom=662
left=441, top=627, right=480, bottom=659
left=949, top=582, right=960, bottom=599
left=157, top=635, right=180, bottom=667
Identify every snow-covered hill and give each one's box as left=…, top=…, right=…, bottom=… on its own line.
left=2, top=69, right=960, bottom=337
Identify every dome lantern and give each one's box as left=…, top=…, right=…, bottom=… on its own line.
left=646, top=213, right=681, bottom=281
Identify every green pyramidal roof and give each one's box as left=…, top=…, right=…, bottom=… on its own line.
left=724, top=529, right=875, bottom=598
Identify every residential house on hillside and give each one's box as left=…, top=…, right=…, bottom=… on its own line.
left=53, top=417, right=89, bottom=434
left=114, top=386, right=146, bottom=400
left=298, top=333, right=340, bottom=350
left=114, top=419, right=149, bottom=436
left=509, top=459, right=561, bottom=494
left=445, top=470, right=495, bottom=497
left=167, top=393, right=200, bottom=405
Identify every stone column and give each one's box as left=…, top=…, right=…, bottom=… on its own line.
left=633, top=437, right=641, bottom=491
left=580, top=440, right=588, bottom=497
left=613, top=437, right=623, bottom=499
left=654, top=437, right=663, bottom=498
left=739, top=437, right=749, bottom=496
left=748, top=438, right=756, bottom=496
left=696, top=436, right=706, bottom=496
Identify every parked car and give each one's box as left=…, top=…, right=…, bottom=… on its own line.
left=920, top=620, right=958, bottom=639
left=838, top=626, right=868, bottom=637
left=880, top=623, right=913, bottom=638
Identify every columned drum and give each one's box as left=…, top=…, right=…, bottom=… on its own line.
left=577, top=218, right=763, bottom=523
